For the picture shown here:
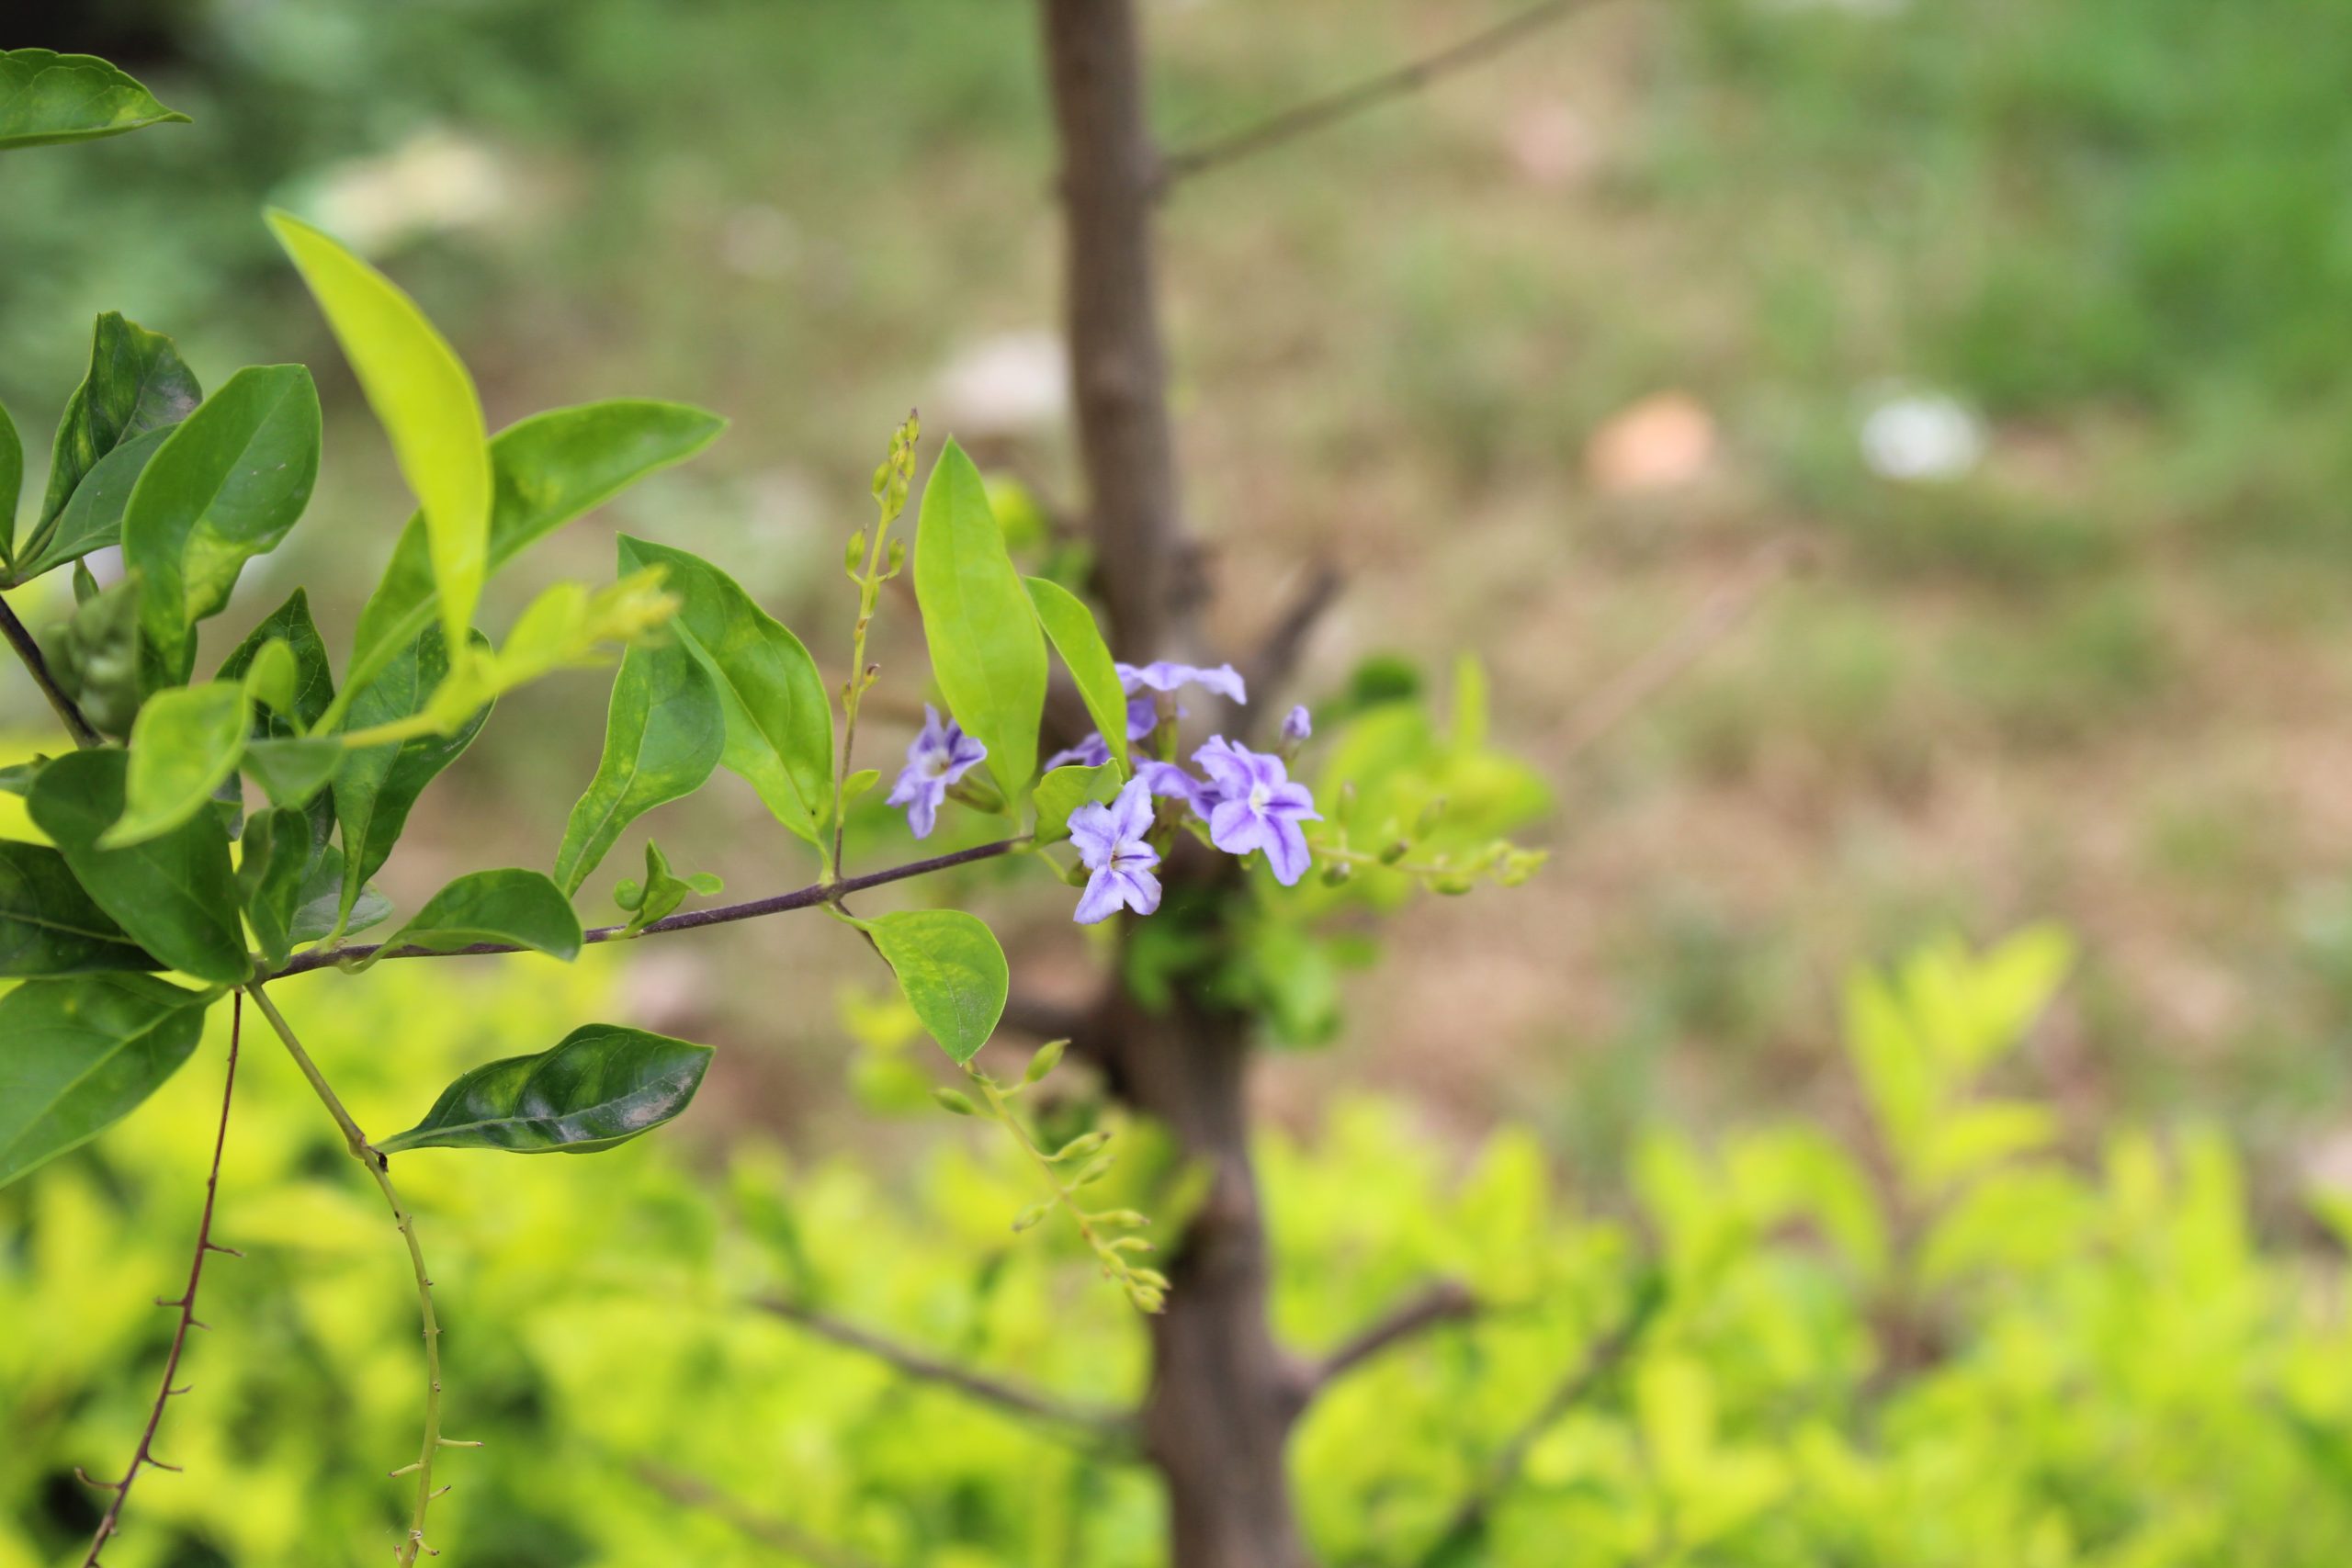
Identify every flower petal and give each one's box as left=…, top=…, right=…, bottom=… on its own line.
left=1208, top=797, right=1270, bottom=857
left=903, top=782, right=942, bottom=840
left=1067, top=798, right=1120, bottom=866
left=1105, top=777, right=1156, bottom=840
left=1264, top=818, right=1312, bottom=886
left=1072, top=867, right=1129, bottom=924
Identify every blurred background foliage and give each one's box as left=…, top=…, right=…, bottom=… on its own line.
left=8, top=0, right=2352, bottom=1559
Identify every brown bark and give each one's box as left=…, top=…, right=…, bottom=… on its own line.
left=1038, top=4, right=1311, bottom=1564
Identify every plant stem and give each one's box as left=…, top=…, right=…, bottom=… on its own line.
left=244, top=983, right=450, bottom=1565
left=829, top=422, right=917, bottom=885
left=0, top=591, right=104, bottom=749
left=274, top=836, right=1031, bottom=976
left=972, top=1073, right=1164, bottom=1313
left=78, top=995, right=244, bottom=1567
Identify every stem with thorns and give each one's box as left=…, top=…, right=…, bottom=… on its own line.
left=78, top=995, right=244, bottom=1566
left=244, top=984, right=468, bottom=1564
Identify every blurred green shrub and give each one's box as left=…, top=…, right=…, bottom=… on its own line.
left=10, top=926, right=2352, bottom=1565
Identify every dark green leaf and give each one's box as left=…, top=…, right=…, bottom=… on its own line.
left=119, top=365, right=322, bottom=663
left=6, top=425, right=170, bottom=587
left=0, top=839, right=159, bottom=976
left=341, top=400, right=726, bottom=713
left=333, top=624, right=491, bottom=933
left=612, top=840, right=721, bottom=934
left=270, top=210, right=490, bottom=655
left=913, top=440, right=1046, bottom=799
left=106, top=680, right=250, bottom=846
left=28, top=749, right=249, bottom=983
left=862, top=908, right=1008, bottom=1065
left=218, top=589, right=334, bottom=737
left=37, top=312, right=199, bottom=534
left=553, top=636, right=723, bottom=896
left=1024, top=577, right=1128, bottom=772
left=616, top=534, right=830, bottom=845
left=0, top=757, right=47, bottom=795
left=0, top=50, right=190, bottom=151
left=1035, top=761, right=1126, bottom=842
left=287, top=843, right=390, bottom=945
left=237, top=807, right=313, bottom=973
left=243, top=738, right=344, bottom=811
left=374, top=868, right=582, bottom=962
left=377, top=1022, right=712, bottom=1155
left=0, top=974, right=212, bottom=1189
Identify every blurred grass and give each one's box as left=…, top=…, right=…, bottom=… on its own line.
left=6, top=0, right=2352, bottom=1170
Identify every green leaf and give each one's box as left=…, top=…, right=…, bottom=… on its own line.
left=243, top=738, right=345, bottom=811
left=236, top=807, right=313, bottom=973
left=268, top=210, right=491, bottom=656
left=374, top=868, right=582, bottom=963
left=28, top=749, right=249, bottom=983
left=5, top=425, right=170, bottom=587
left=333, top=624, right=491, bottom=932
left=40, top=575, right=144, bottom=739
left=377, top=1022, right=712, bottom=1155
left=0, top=398, right=19, bottom=564
left=1035, top=761, right=1126, bottom=842
left=913, top=440, right=1046, bottom=798
left=0, top=50, right=190, bottom=151
left=1024, top=576, right=1128, bottom=771
left=238, top=638, right=299, bottom=717
left=612, top=840, right=721, bottom=934
left=119, top=364, right=322, bottom=663
left=105, top=680, right=251, bottom=847
left=553, top=636, right=724, bottom=896
left=616, top=534, right=831, bottom=845
left=287, top=843, right=390, bottom=945
left=36, top=313, right=200, bottom=539
left=339, top=400, right=726, bottom=715
left=218, top=590, right=335, bottom=737
left=0, top=975, right=212, bottom=1189
left=862, top=908, right=1008, bottom=1065
left=0, top=839, right=160, bottom=977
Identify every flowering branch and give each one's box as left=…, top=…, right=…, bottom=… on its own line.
left=274, top=837, right=1031, bottom=976
left=752, top=1294, right=1136, bottom=1450
left=1158, top=0, right=1613, bottom=190
left=77, top=995, right=244, bottom=1567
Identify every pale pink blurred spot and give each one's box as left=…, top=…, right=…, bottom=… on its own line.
left=1584, top=392, right=1718, bottom=493
left=1505, top=100, right=1600, bottom=190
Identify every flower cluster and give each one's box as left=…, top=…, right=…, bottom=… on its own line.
left=888, top=658, right=1322, bottom=924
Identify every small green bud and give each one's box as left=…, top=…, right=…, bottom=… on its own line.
left=884, top=537, right=907, bottom=578
left=1431, top=874, right=1477, bottom=896
left=1091, top=1209, right=1150, bottom=1229
left=1107, top=1235, right=1154, bottom=1255
left=1321, top=862, right=1353, bottom=887
left=1012, top=1201, right=1052, bottom=1233
left=932, top=1088, right=978, bottom=1117
left=1024, top=1040, right=1067, bottom=1084
left=1415, top=796, right=1449, bottom=836
left=1072, top=1154, right=1115, bottom=1188
left=1378, top=840, right=1411, bottom=865
left=1051, top=1130, right=1111, bottom=1162
left=845, top=530, right=867, bottom=576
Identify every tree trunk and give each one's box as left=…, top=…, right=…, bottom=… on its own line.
left=1037, top=4, right=1312, bottom=1565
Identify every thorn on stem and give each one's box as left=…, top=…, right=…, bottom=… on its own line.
left=166, top=1383, right=193, bottom=1397
left=204, top=1241, right=245, bottom=1258
left=390, top=1461, right=422, bottom=1478
left=147, top=1458, right=182, bottom=1473
left=74, top=1467, right=125, bottom=1492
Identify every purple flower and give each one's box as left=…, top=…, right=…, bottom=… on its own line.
left=1069, top=778, right=1162, bottom=924
left=1136, top=758, right=1212, bottom=815
left=886, top=705, right=987, bottom=839
left=1194, top=737, right=1319, bottom=886
left=1281, top=705, right=1312, bottom=746
left=1044, top=694, right=1163, bottom=772
left=1117, top=660, right=1248, bottom=705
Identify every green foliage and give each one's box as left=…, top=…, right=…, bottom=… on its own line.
left=860, top=908, right=1009, bottom=1066
left=1035, top=760, right=1126, bottom=842
left=616, top=534, right=832, bottom=847
left=1025, top=575, right=1129, bottom=772
left=0, top=839, right=156, bottom=978
left=33, top=312, right=200, bottom=555
left=333, top=626, right=490, bottom=933
left=378, top=1021, right=713, bottom=1156
left=611, top=840, right=721, bottom=935
left=0, top=974, right=210, bottom=1188
left=0, top=49, right=188, bottom=150
left=0, top=400, right=19, bottom=565
left=913, top=439, right=1047, bottom=800
left=28, top=749, right=249, bottom=984
left=268, top=211, right=491, bottom=655
left=370, top=869, right=583, bottom=965
left=107, top=680, right=250, bottom=846
left=552, top=633, right=725, bottom=896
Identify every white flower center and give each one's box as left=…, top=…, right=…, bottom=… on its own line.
left=1248, top=781, right=1272, bottom=812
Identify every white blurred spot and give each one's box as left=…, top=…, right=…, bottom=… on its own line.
left=932, top=331, right=1069, bottom=438
left=1584, top=391, right=1718, bottom=494
left=296, top=129, right=512, bottom=254
left=1860, top=388, right=1984, bottom=482
left=1504, top=100, right=1601, bottom=190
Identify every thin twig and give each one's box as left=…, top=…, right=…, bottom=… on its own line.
left=1414, top=1275, right=1665, bottom=1565
left=0, top=592, right=104, bottom=749
left=244, top=984, right=461, bottom=1565
left=274, top=837, right=1031, bottom=977
left=633, top=1461, right=888, bottom=1568
left=752, top=1295, right=1134, bottom=1448
left=1291, top=1279, right=1478, bottom=1413
left=1160, top=0, right=1613, bottom=189
left=79, top=995, right=243, bottom=1565
left=1550, top=537, right=1801, bottom=766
